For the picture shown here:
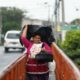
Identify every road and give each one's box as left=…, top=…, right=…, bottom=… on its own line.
left=0, top=46, right=56, bottom=80
left=0, top=46, right=22, bottom=73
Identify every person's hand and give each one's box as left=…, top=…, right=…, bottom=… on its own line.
left=41, top=47, right=46, bottom=51
left=21, top=24, right=28, bottom=37
left=26, top=54, right=31, bottom=62
left=22, top=24, right=28, bottom=30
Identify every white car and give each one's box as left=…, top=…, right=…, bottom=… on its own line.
left=4, top=30, right=24, bottom=52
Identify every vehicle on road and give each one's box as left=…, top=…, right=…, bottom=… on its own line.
left=4, top=30, right=24, bottom=52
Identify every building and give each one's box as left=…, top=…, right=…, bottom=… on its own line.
left=21, top=17, right=52, bottom=27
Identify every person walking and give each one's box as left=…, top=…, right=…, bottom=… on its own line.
left=20, top=24, right=52, bottom=80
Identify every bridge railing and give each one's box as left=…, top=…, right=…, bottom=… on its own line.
left=51, top=42, right=80, bottom=80
left=0, top=53, right=26, bottom=80
left=0, top=42, right=80, bottom=80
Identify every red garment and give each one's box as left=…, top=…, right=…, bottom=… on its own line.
left=21, top=36, right=52, bottom=74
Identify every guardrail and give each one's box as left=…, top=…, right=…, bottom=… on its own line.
left=0, top=53, right=26, bottom=80
left=51, top=42, right=80, bottom=80
left=0, top=43, right=80, bottom=80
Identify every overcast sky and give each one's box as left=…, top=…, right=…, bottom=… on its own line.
left=0, top=0, right=80, bottom=23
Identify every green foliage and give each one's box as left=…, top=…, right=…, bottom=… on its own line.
left=62, top=30, right=80, bottom=51
left=1, top=7, right=25, bottom=34
left=74, top=58, right=80, bottom=65
left=57, top=39, right=63, bottom=49
left=62, top=30, right=80, bottom=65
left=3, top=21, right=20, bottom=33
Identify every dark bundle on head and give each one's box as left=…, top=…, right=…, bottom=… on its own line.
left=36, top=27, right=55, bottom=46
left=27, top=24, right=41, bottom=40
left=19, top=24, right=55, bottom=46
left=32, top=31, right=42, bottom=37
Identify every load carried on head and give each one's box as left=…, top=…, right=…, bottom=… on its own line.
left=26, top=24, right=55, bottom=46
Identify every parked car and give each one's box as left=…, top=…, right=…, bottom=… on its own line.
left=4, top=30, right=24, bottom=52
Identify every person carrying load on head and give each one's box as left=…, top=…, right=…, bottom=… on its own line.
left=20, top=24, right=53, bottom=80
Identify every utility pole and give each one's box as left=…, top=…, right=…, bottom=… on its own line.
left=61, top=0, right=65, bottom=26
left=54, top=0, right=58, bottom=28
left=54, top=0, right=60, bottom=42
left=54, top=0, right=65, bottom=42
left=54, top=0, right=57, bottom=42
left=61, top=0, right=65, bottom=41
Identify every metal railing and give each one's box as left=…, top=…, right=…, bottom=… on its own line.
left=0, top=43, right=80, bottom=80
left=51, top=42, right=80, bottom=80
left=0, top=53, right=26, bottom=80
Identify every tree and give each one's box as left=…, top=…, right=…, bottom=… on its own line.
left=1, top=7, right=25, bottom=34
left=70, top=18, right=80, bottom=25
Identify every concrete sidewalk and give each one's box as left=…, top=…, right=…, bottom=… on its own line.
left=49, top=61, right=56, bottom=80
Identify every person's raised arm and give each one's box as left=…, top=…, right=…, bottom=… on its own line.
left=21, top=25, right=28, bottom=37
left=20, top=25, right=31, bottom=48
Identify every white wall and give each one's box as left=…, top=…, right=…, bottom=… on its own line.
left=21, top=18, right=44, bottom=28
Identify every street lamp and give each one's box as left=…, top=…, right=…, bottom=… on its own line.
left=54, top=0, right=65, bottom=42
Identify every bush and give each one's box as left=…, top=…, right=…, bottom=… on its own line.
left=62, top=30, right=80, bottom=65
left=62, top=30, right=80, bottom=50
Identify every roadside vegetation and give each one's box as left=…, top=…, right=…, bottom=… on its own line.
left=1, top=7, right=25, bottom=34
left=0, top=7, right=25, bottom=44
left=58, top=30, right=80, bottom=69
